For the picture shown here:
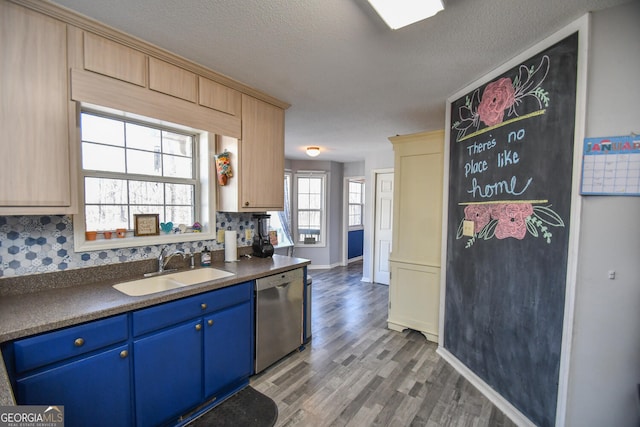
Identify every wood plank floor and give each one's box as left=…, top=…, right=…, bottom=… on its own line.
left=251, top=261, right=518, bottom=427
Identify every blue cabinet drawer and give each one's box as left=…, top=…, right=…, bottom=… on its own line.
left=13, top=314, right=128, bottom=374
left=133, top=281, right=252, bottom=336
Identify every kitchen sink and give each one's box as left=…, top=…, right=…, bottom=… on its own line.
left=164, top=267, right=235, bottom=285
left=113, top=276, right=186, bottom=296
left=113, top=268, right=235, bottom=296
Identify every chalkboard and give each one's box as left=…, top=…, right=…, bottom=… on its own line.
left=444, top=32, right=579, bottom=427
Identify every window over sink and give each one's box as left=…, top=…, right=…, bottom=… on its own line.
left=73, top=108, right=217, bottom=252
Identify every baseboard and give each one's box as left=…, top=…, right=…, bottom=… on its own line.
left=436, top=346, right=535, bottom=427
left=307, top=262, right=342, bottom=270
left=347, top=256, right=363, bottom=263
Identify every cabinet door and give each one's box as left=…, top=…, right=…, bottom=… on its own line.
left=0, top=2, right=71, bottom=210
left=203, top=301, right=252, bottom=398
left=149, top=57, right=198, bottom=102
left=83, top=32, right=147, bottom=87
left=388, top=262, right=440, bottom=342
left=134, top=321, right=203, bottom=427
left=199, top=76, right=241, bottom=116
left=16, top=345, right=132, bottom=427
left=240, top=95, right=284, bottom=210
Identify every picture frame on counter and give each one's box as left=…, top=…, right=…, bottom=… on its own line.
left=134, top=214, right=160, bottom=236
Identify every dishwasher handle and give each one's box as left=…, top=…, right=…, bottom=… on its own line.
left=255, top=268, right=303, bottom=291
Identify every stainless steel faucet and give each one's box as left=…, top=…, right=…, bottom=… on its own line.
left=157, top=246, right=186, bottom=274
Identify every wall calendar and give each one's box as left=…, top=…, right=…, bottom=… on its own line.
left=581, top=134, right=640, bottom=196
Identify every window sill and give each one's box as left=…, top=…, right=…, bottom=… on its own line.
left=294, top=242, right=327, bottom=248
left=74, top=231, right=216, bottom=253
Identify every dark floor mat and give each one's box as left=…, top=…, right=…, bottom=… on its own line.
left=187, top=386, right=278, bottom=427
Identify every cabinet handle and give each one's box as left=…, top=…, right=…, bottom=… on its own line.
left=244, top=201, right=250, bottom=206
left=195, top=324, right=202, bottom=331
left=74, top=338, right=85, bottom=347
left=120, top=350, right=128, bottom=358
left=207, top=319, right=214, bottom=326
left=201, top=303, right=207, bottom=310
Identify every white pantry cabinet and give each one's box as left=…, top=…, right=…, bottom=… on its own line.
left=387, top=130, right=444, bottom=343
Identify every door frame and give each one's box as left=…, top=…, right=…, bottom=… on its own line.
left=341, top=175, right=365, bottom=267
left=364, top=168, right=393, bottom=283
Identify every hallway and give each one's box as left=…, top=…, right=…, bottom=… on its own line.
left=251, top=262, right=516, bottom=426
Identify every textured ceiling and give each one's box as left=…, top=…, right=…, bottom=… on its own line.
left=51, top=0, right=630, bottom=162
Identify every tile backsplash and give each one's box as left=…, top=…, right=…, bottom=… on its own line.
left=0, top=213, right=254, bottom=278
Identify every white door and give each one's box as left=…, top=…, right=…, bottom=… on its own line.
left=373, top=172, right=393, bottom=285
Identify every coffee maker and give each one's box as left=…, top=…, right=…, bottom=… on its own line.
left=252, top=214, right=274, bottom=258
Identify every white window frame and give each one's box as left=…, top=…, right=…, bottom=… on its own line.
left=267, top=171, right=294, bottom=248
left=73, top=107, right=217, bottom=252
left=294, top=171, right=327, bottom=247
left=348, top=179, right=365, bottom=231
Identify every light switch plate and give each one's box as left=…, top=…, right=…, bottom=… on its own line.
left=245, top=229, right=252, bottom=241
left=217, top=229, right=225, bottom=242
left=462, top=220, right=475, bottom=237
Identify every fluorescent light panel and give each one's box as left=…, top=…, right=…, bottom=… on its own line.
left=367, top=0, right=444, bottom=30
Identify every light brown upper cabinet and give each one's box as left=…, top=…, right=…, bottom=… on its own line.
left=148, top=57, right=198, bottom=103
left=216, top=96, right=285, bottom=212
left=199, top=77, right=242, bottom=117
left=83, top=32, right=147, bottom=87
left=240, top=95, right=285, bottom=210
left=0, top=1, right=74, bottom=214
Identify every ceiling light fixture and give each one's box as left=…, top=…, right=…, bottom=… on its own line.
left=367, top=0, right=444, bottom=30
left=306, top=146, right=320, bottom=157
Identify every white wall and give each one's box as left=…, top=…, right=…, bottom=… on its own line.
left=566, top=2, right=640, bottom=426
left=362, top=148, right=395, bottom=282
left=344, top=161, right=365, bottom=178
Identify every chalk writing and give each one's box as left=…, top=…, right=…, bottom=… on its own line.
left=467, top=176, right=532, bottom=199
left=497, top=150, right=519, bottom=168
left=466, top=137, right=497, bottom=156
left=465, top=159, right=488, bottom=177
left=508, top=128, right=526, bottom=143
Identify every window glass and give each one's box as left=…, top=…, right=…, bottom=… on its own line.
left=128, top=181, right=163, bottom=205
left=163, top=154, right=192, bottom=178
left=348, top=180, right=365, bottom=228
left=82, top=143, right=125, bottom=173
left=295, top=174, right=326, bottom=245
left=80, top=111, right=197, bottom=232
left=125, top=122, right=161, bottom=151
left=163, top=131, right=193, bottom=157
left=267, top=173, right=293, bottom=248
left=81, top=114, right=124, bottom=146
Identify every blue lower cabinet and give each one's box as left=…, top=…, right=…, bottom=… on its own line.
left=16, top=344, right=133, bottom=427
left=204, top=301, right=252, bottom=398
left=133, top=321, right=203, bottom=427
left=7, top=282, right=254, bottom=427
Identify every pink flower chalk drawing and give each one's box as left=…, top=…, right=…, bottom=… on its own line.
left=477, top=77, right=516, bottom=127
left=451, top=56, right=550, bottom=142
left=457, top=202, right=563, bottom=248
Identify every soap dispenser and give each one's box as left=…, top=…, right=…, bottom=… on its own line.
left=201, top=246, right=211, bottom=266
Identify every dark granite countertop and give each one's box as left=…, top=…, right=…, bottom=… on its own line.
left=0, top=254, right=310, bottom=406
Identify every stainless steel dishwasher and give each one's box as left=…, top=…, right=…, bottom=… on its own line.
left=255, top=268, right=304, bottom=373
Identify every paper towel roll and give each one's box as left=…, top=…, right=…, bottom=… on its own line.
left=224, top=230, right=237, bottom=262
